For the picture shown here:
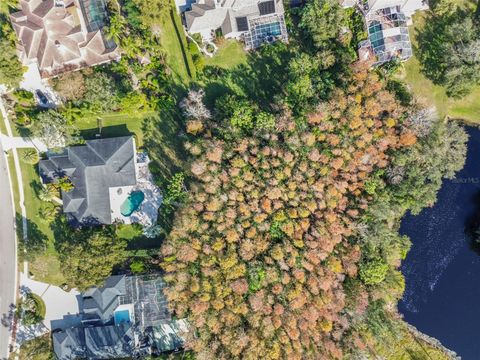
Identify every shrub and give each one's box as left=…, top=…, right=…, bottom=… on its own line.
left=130, top=260, right=146, bottom=274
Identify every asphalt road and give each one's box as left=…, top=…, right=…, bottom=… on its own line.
left=0, top=142, right=16, bottom=360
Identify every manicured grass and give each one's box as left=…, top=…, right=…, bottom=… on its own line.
left=0, top=112, right=8, bottom=135
left=6, top=151, right=20, bottom=215
left=159, top=8, right=195, bottom=84
left=76, top=110, right=156, bottom=148
left=17, top=149, right=65, bottom=285
left=205, top=40, right=248, bottom=70
left=399, top=11, right=480, bottom=123
left=116, top=223, right=143, bottom=240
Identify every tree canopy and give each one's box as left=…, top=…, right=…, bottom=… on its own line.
left=0, top=24, right=25, bottom=89
left=160, top=64, right=426, bottom=359
left=55, top=220, right=127, bottom=290
left=417, top=5, right=480, bottom=97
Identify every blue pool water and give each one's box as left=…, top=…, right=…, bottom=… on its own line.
left=120, top=191, right=145, bottom=217
left=114, top=309, right=130, bottom=325
left=256, top=22, right=282, bottom=37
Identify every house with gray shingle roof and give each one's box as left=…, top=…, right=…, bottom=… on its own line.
left=10, top=0, right=120, bottom=78
left=184, top=0, right=288, bottom=49
left=39, top=136, right=142, bottom=226
left=52, top=275, right=189, bottom=360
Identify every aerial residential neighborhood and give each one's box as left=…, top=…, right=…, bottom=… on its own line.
left=0, top=0, right=479, bottom=359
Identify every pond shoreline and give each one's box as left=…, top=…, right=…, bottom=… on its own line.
left=400, top=125, right=480, bottom=359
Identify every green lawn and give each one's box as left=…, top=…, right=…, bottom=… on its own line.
left=0, top=112, right=8, bottom=135
left=399, top=11, right=480, bottom=123
left=159, top=8, right=195, bottom=85
left=205, top=40, right=248, bottom=70
left=77, top=110, right=156, bottom=148
left=17, top=148, right=65, bottom=285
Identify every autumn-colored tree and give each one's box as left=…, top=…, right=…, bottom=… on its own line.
left=161, top=63, right=417, bottom=359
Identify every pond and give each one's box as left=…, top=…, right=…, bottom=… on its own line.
left=400, top=126, right=480, bottom=360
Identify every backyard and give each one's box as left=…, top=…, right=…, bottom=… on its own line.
left=204, top=40, right=248, bottom=70
left=400, top=11, right=480, bottom=123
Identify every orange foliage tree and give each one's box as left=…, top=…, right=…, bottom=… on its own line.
left=160, top=64, right=416, bottom=360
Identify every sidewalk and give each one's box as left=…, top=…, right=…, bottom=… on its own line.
left=0, top=134, right=47, bottom=152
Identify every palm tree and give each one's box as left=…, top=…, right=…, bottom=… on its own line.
left=38, top=185, right=57, bottom=202
left=38, top=205, right=58, bottom=222
left=0, top=0, right=18, bottom=15
left=20, top=149, right=39, bottom=165
left=105, top=14, right=126, bottom=45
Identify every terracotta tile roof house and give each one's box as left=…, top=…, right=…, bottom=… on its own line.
left=10, top=0, right=120, bottom=78
left=185, top=0, right=288, bottom=49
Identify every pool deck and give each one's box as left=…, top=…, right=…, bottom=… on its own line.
left=108, top=154, right=162, bottom=226
left=109, top=185, right=135, bottom=224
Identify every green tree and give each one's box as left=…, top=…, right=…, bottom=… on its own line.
left=57, top=226, right=128, bottom=290
left=105, top=13, right=127, bottom=44
left=39, top=205, right=58, bottom=222
left=130, top=260, right=146, bottom=273
left=163, top=172, right=187, bottom=207
left=57, top=176, right=74, bottom=192
left=285, top=52, right=334, bottom=110
left=256, top=112, right=275, bottom=130
left=417, top=10, right=480, bottom=97
left=18, top=334, right=54, bottom=360
left=0, top=34, right=25, bottom=89
left=359, top=258, right=389, bottom=285
left=0, top=0, right=18, bottom=15
left=32, top=110, right=78, bottom=149
left=38, top=184, right=57, bottom=202
left=83, top=73, right=119, bottom=112
left=299, top=0, right=345, bottom=49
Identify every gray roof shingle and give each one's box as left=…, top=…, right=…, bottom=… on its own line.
left=38, top=136, right=137, bottom=225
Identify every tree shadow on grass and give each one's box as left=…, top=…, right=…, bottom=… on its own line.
left=15, top=213, right=49, bottom=263
left=79, top=124, right=133, bottom=141
left=413, top=13, right=450, bottom=85
left=142, top=107, right=188, bottom=186
left=198, top=43, right=292, bottom=109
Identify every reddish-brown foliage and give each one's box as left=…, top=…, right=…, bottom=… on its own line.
left=161, top=64, right=413, bottom=360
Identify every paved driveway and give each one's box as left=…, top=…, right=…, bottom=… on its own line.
left=19, top=273, right=81, bottom=332
left=0, top=135, right=47, bottom=153
left=20, top=64, right=60, bottom=108
left=0, top=143, right=17, bottom=360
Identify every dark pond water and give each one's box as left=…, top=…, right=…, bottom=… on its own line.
left=400, top=126, right=480, bottom=360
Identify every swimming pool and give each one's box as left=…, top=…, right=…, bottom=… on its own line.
left=120, top=191, right=145, bottom=217
left=114, top=309, right=130, bottom=325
